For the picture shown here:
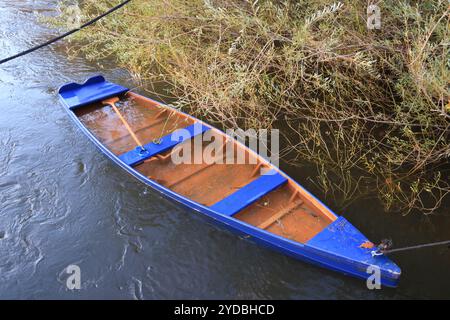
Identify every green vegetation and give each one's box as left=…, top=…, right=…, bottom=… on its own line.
left=50, top=0, right=449, bottom=214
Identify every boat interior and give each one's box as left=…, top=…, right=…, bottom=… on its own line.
left=74, top=92, right=337, bottom=244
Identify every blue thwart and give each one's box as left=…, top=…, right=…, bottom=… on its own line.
left=210, top=169, right=287, bottom=216
left=58, top=75, right=401, bottom=287
left=118, top=123, right=210, bottom=166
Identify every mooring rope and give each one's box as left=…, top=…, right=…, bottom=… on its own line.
left=383, top=240, right=450, bottom=254
left=0, top=0, right=131, bottom=65
left=372, top=239, right=450, bottom=256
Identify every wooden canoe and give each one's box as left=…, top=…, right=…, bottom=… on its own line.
left=58, top=76, right=401, bottom=287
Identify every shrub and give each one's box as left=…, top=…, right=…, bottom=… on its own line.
left=49, top=0, right=450, bottom=214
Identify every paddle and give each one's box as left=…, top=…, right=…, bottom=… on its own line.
left=102, top=97, right=146, bottom=152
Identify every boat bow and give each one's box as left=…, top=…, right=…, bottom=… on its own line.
left=307, top=217, right=401, bottom=287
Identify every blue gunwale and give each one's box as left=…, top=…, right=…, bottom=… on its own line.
left=58, top=75, right=401, bottom=287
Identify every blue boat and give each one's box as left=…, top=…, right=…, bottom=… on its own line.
left=58, top=75, right=401, bottom=287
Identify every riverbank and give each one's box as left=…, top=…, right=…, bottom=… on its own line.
left=49, top=0, right=449, bottom=215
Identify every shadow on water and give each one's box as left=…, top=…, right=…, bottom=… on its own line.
left=0, top=0, right=449, bottom=299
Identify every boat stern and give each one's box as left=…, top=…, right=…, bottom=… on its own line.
left=306, top=217, right=401, bottom=288
left=58, top=75, right=129, bottom=110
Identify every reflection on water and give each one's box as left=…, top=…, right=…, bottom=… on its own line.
left=0, top=0, right=449, bottom=299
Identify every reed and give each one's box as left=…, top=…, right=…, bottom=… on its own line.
left=48, top=0, right=450, bottom=215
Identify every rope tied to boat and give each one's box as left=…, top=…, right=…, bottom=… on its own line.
left=371, top=239, right=393, bottom=257
left=0, top=0, right=132, bottom=65
left=371, top=239, right=450, bottom=257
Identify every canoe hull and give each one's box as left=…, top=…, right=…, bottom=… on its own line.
left=59, top=76, right=401, bottom=288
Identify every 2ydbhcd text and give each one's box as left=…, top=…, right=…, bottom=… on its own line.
left=174, top=304, right=275, bottom=317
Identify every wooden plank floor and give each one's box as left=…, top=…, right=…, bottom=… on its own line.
left=135, top=138, right=261, bottom=206
left=75, top=100, right=192, bottom=155
left=234, top=184, right=332, bottom=243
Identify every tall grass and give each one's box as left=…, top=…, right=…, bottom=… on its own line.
left=50, top=0, right=449, bottom=214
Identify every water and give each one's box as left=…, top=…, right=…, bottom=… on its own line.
left=0, top=0, right=449, bottom=299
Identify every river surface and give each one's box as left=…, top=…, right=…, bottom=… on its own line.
left=0, top=0, right=449, bottom=299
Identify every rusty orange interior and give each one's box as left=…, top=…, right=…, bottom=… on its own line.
left=74, top=92, right=337, bottom=243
